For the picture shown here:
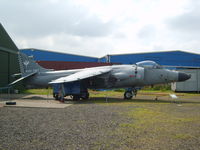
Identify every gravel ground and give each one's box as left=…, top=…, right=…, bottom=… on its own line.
left=0, top=103, right=135, bottom=150
left=0, top=94, right=200, bottom=150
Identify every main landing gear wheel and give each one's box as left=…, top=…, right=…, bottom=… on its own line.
left=73, top=93, right=90, bottom=100
left=73, top=95, right=80, bottom=101
left=81, top=92, right=89, bottom=100
left=53, top=93, right=61, bottom=100
left=124, top=91, right=133, bottom=99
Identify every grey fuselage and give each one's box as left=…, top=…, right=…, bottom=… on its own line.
left=25, top=65, right=180, bottom=89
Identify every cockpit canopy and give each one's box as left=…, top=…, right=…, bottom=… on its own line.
left=136, top=60, right=162, bottom=69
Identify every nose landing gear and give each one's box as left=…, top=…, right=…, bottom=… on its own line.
left=124, top=88, right=137, bottom=99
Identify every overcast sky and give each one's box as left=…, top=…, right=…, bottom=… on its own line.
left=1, top=0, right=200, bottom=57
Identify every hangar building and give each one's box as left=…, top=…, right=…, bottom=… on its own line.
left=21, top=49, right=200, bottom=69
left=99, top=51, right=200, bottom=67
left=21, top=49, right=112, bottom=70
left=0, top=24, right=20, bottom=87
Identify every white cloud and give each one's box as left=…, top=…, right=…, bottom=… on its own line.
left=1, top=0, right=200, bottom=56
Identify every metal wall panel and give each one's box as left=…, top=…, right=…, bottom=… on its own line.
left=0, top=51, right=9, bottom=73
left=37, top=61, right=112, bottom=70
left=171, top=69, right=200, bottom=92
left=0, top=51, right=19, bottom=86
left=0, top=51, right=9, bottom=86
left=9, top=53, right=20, bottom=83
left=0, top=73, right=9, bottom=87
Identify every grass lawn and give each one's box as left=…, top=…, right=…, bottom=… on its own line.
left=88, top=94, right=200, bottom=149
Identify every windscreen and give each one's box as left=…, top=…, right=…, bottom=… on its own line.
left=136, top=61, right=162, bottom=69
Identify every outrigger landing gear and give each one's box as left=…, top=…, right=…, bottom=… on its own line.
left=124, top=88, right=137, bottom=99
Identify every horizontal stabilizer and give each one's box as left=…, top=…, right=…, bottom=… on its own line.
left=49, top=67, right=111, bottom=84
left=8, top=72, right=37, bottom=86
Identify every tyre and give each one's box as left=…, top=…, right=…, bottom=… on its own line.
left=124, top=91, right=133, bottom=99
left=6, top=101, right=16, bottom=105
left=53, top=93, right=61, bottom=100
left=81, top=92, right=89, bottom=100
left=73, top=95, right=80, bottom=101
left=53, top=93, right=56, bottom=98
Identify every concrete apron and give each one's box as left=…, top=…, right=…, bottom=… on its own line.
left=0, top=99, right=72, bottom=109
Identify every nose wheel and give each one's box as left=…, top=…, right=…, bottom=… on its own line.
left=124, top=91, right=133, bottom=99
left=124, top=88, right=137, bottom=99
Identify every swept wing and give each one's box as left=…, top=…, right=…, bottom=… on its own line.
left=49, top=67, right=111, bottom=84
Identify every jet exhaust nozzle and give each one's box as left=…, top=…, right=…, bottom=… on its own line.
left=178, top=72, right=191, bottom=81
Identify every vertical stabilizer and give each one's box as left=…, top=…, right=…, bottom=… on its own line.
left=18, top=52, right=48, bottom=76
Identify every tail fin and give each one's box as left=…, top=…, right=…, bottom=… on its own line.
left=8, top=52, right=48, bottom=86
left=18, top=52, right=48, bottom=76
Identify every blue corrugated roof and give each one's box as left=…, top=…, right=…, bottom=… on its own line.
left=106, top=51, right=200, bottom=67
left=20, top=49, right=200, bottom=67
left=21, top=48, right=98, bottom=62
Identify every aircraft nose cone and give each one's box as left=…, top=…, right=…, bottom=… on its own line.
left=178, top=72, right=191, bottom=81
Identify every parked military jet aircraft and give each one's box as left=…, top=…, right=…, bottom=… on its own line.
left=1, top=24, right=191, bottom=100
left=11, top=52, right=191, bottom=100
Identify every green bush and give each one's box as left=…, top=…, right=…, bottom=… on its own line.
left=143, top=84, right=171, bottom=91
